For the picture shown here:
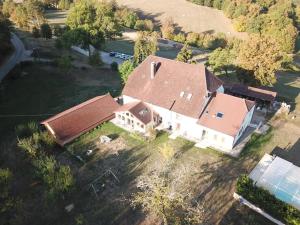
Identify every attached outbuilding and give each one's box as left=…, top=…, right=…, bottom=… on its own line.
left=224, top=83, right=277, bottom=107
left=41, top=93, right=119, bottom=146
left=114, top=101, right=161, bottom=133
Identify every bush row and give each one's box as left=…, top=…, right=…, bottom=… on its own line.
left=237, top=175, right=300, bottom=225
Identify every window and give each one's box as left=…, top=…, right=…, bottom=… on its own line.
left=118, top=114, right=121, bottom=118
left=221, top=137, right=225, bottom=143
left=126, top=112, right=129, bottom=116
left=187, top=93, right=192, bottom=100
left=216, top=112, right=224, bottom=118
left=180, top=91, right=185, bottom=97
left=122, top=116, right=125, bottom=120
left=141, top=124, right=144, bottom=128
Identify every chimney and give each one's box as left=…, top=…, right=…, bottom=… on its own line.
left=150, top=61, right=156, bottom=79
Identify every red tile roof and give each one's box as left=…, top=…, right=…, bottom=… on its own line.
left=224, top=83, right=277, bottom=102
left=122, top=55, right=223, bottom=119
left=115, top=101, right=155, bottom=125
left=198, top=93, right=255, bottom=137
left=41, top=94, right=119, bottom=146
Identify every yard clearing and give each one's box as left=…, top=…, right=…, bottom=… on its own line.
left=116, top=0, right=246, bottom=38
left=104, top=37, right=181, bottom=59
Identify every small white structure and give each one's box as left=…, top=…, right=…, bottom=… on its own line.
left=100, top=135, right=112, bottom=143
left=250, top=154, right=300, bottom=210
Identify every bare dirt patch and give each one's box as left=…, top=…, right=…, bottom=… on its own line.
left=116, top=0, right=246, bottom=38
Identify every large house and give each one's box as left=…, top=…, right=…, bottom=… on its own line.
left=42, top=55, right=256, bottom=154
left=113, top=55, right=255, bottom=152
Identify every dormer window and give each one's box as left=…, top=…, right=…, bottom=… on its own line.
left=187, top=93, right=192, bottom=100
left=180, top=91, right=185, bottom=97
left=216, top=112, right=224, bottom=118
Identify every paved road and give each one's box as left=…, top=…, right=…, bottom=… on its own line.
left=0, top=33, right=26, bottom=82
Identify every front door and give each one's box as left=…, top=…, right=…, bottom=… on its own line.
left=176, top=123, right=181, bottom=131
left=201, top=130, right=207, bottom=139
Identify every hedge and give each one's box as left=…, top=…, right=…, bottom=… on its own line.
left=237, top=175, right=300, bottom=225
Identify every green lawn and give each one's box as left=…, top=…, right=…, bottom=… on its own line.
left=104, top=38, right=180, bottom=59
left=0, top=62, right=121, bottom=139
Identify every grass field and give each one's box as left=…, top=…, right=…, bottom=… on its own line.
left=104, top=37, right=181, bottom=59
left=116, top=0, right=246, bottom=38
left=0, top=62, right=122, bottom=138
left=45, top=9, right=68, bottom=25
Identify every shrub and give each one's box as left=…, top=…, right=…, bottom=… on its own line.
left=186, top=32, right=199, bottom=46
left=17, top=134, right=40, bottom=158
left=173, top=32, right=186, bottom=43
left=40, top=23, right=52, bottom=39
left=237, top=175, right=300, bottom=225
left=116, top=7, right=138, bottom=29
left=111, top=61, right=118, bottom=71
left=134, top=19, right=154, bottom=31
left=88, top=51, right=102, bottom=66
left=15, top=121, right=39, bottom=139
left=119, top=60, right=135, bottom=84
left=32, top=27, right=40, bottom=38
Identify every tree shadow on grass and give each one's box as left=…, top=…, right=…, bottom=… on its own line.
left=72, top=145, right=150, bottom=225
left=219, top=201, right=273, bottom=225
left=271, top=138, right=300, bottom=167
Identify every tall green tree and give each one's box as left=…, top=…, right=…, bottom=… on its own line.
left=176, top=44, right=192, bottom=63
left=119, top=60, right=135, bottom=84
left=134, top=31, right=158, bottom=64
left=0, top=12, right=12, bottom=59
left=66, top=0, right=121, bottom=40
left=207, top=47, right=236, bottom=75
left=40, top=23, right=52, bottom=39
left=237, top=35, right=283, bottom=86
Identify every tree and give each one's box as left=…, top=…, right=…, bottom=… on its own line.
left=134, top=19, right=154, bottom=31
left=57, top=55, right=72, bottom=74
left=134, top=31, right=158, bottom=64
left=237, top=35, right=283, bottom=85
left=110, top=61, right=118, bottom=71
left=40, top=23, right=52, bottom=39
left=33, top=155, right=74, bottom=200
left=207, top=47, right=236, bottom=75
left=115, top=7, right=138, bottom=28
left=173, top=32, right=186, bottom=43
left=176, top=44, right=193, bottom=63
left=32, top=27, right=40, bottom=38
left=131, top=174, right=184, bottom=225
left=59, top=28, right=104, bottom=53
left=160, top=17, right=175, bottom=40
left=88, top=50, right=102, bottom=66
left=131, top=174, right=205, bottom=225
left=0, top=12, right=12, bottom=59
left=58, top=0, right=71, bottom=9
left=119, top=60, right=135, bottom=84
left=66, top=0, right=121, bottom=39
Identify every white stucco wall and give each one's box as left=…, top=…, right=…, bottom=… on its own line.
left=123, top=95, right=203, bottom=140
left=233, top=105, right=255, bottom=145
left=115, top=111, right=146, bottom=133
left=122, top=95, right=252, bottom=152
left=197, top=124, right=235, bottom=151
